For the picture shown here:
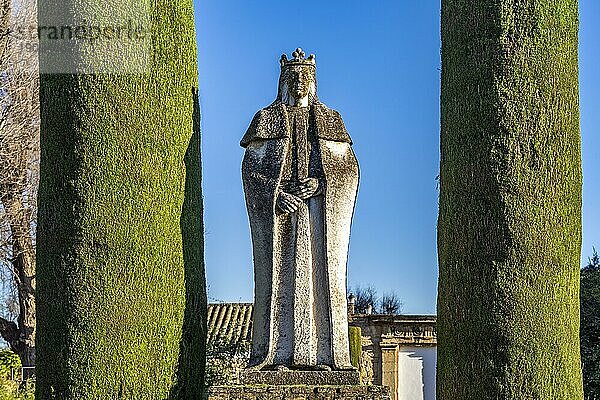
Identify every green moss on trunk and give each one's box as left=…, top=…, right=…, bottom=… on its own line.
left=438, top=1, right=583, bottom=399
left=35, top=1, right=206, bottom=399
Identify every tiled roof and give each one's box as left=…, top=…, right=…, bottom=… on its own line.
left=206, top=302, right=438, bottom=346
left=207, top=303, right=253, bottom=344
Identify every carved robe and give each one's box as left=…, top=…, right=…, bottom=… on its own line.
left=241, top=101, right=359, bottom=369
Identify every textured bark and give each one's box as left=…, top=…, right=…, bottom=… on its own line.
left=437, top=1, right=583, bottom=399
left=35, top=1, right=206, bottom=398
left=0, top=0, right=9, bottom=60
left=0, top=190, right=37, bottom=366
left=0, top=0, right=38, bottom=368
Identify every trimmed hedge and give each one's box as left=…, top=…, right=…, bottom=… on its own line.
left=348, top=326, right=362, bottom=370
left=35, top=1, right=206, bottom=398
left=438, top=1, right=583, bottom=399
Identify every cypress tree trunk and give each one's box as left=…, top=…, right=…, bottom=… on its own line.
left=437, top=1, right=583, bottom=399
left=35, top=1, right=206, bottom=398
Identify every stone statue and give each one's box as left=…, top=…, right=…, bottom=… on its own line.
left=241, top=48, right=359, bottom=371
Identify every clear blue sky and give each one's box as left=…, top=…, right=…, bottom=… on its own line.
left=194, top=1, right=600, bottom=315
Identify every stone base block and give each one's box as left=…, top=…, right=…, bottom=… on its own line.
left=207, top=385, right=390, bottom=400
left=240, top=370, right=360, bottom=386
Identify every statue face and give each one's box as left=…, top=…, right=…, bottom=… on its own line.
left=286, top=67, right=313, bottom=100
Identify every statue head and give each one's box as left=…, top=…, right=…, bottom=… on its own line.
left=277, top=48, right=318, bottom=106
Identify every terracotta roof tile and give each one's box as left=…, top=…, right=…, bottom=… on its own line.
left=207, top=303, right=253, bottom=345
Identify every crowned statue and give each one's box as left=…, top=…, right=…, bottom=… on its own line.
left=241, top=48, right=359, bottom=371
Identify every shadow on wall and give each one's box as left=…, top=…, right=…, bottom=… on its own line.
left=398, top=347, right=437, bottom=400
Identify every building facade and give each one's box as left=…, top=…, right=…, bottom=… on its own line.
left=350, top=314, right=436, bottom=400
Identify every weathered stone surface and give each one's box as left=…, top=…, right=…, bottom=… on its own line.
left=241, top=47, right=359, bottom=371
left=240, top=370, right=360, bottom=386
left=207, top=385, right=390, bottom=400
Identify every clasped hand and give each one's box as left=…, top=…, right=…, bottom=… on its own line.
left=276, top=178, right=320, bottom=214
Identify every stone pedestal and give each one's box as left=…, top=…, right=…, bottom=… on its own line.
left=207, top=384, right=390, bottom=400
left=208, top=370, right=389, bottom=400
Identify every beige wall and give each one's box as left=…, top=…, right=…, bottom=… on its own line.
left=398, top=346, right=436, bottom=400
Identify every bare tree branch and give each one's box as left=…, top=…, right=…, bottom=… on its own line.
left=381, top=292, right=403, bottom=315
left=0, top=0, right=39, bottom=366
left=350, top=285, right=379, bottom=314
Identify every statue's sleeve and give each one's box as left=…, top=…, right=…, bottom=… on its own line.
left=241, top=105, right=289, bottom=215
left=242, top=140, right=285, bottom=215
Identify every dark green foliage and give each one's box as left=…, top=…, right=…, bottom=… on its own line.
left=35, top=1, right=205, bottom=399
left=0, top=350, right=19, bottom=379
left=438, top=1, right=583, bottom=399
left=169, top=88, right=206, bottom=400
left=582, top=249, right=600, bottom=400
left=348, top=326, right=361, bottom=370
left=586, top=248, right=599, bottom=270
left=0, top=350, right=34, bottom=400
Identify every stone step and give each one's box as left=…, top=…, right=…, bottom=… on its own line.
left=207, top=384, right=391, bottom=400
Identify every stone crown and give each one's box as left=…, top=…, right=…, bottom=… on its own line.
left=280, top=48, right=316, bottom=69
